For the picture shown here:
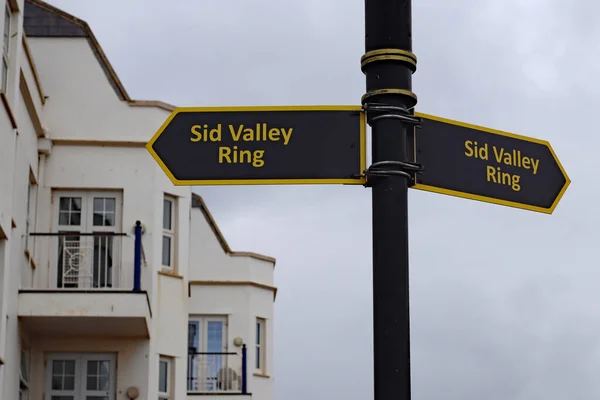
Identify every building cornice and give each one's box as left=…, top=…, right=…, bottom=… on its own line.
left=189, top=280, right=278, bottom=301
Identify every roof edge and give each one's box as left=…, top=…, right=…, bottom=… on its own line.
left=27, top=0, right=178, bottom=112
left=128, top=100, right=176, bottom=112
left=191, top=193, right=277, bottom=265
left=26, top=0, right=130, bottom=101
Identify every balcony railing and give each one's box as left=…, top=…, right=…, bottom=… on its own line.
left=187, top=345, right=248, bottom=394
left=27, top=221, right=145, bottom=291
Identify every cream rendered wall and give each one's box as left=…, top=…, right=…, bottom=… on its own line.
left=188, top=207, right=274, bottom=287
left=188, top=285, right=274, bottom=400
left=0, top=102, right=16, bottom=238
left=34, top=146, right=155, bottom=289
left=15, top=89, right=39, bottom=289
left=20, top=43, right=44, bottom=118
left=154, top=274, right=189, bottom=399
left=248, top=288, right=275, bottom=399
left=21, top=22, right=275, bottom=400
left=27, top=37, right=165, bottom=142
left=189, top=207, right=275, bottom=400
left=25, top=33, right=192, bottom=399
left=0, top=100, right=17, bottom=306
left=151, top=167, right=191, bottom=400
left=0, top=2, right=39, bottom=398
left=1, top=87, right=41, bottom=400
left=27, top=337, right=150, bottom=400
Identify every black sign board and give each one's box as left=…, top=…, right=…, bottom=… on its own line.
left=146, top=106, right=367, bottom=186
left=411, top=112, right=570, bottom=214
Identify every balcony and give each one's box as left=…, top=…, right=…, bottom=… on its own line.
left=188, top=345, right=249, bottom=396
left=18, top=222, right=151, bottom=338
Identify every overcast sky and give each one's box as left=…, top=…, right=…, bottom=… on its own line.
left=48, top=0, right=597, bottom=399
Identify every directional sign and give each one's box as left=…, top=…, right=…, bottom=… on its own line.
left=146, top=106, right=366, bottom=186
left=411, top=112, right=570, bottom=214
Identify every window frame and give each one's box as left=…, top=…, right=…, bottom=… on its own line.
left=161, top=195, right=177, bottom=270
left=45, top=352, right=116, bottom=398
left=158, top=356, right=173, bottom=400
left=1, top=3, right=10, bottom=92
left=25, top=175, right=37, bottom=252
left=255, top=317, right=266, bottom=373
left=51, top=190, right=122, bottom=289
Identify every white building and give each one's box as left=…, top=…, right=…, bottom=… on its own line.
left=0, top=1, right=277, bottom=399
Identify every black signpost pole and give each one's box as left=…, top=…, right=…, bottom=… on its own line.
left=362, top=0, right=420, bottom=400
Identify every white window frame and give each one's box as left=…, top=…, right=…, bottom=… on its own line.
left=51, top=190, right=123, bottom=289
left=188, top=315, right=230, bottom=392
left=45, top=352, right=116, bottom=399
left=255, top=317, right=266, bottom=373
left=25, top=179, right=37, bottom=253
left=188, top=315, right=228, bottom=353
left=1, top=3, right=10, bottom=92
left=158, top=356, right=173, bottom=400
left=162, top=195, right=176, bottom=270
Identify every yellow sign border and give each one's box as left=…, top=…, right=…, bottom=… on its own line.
left=146, top=105, right=367, bottom=186
left=412, top=112, right=571, bottom=215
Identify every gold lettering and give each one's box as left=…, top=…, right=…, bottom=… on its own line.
left=218, top=146, right=232, bottom=163
left=492, top=146, right=503, bottom=163
left=225, top=124, right=293, bottom=144
left=191, top=125, right=202, bottom=142
left=243, top=127, right=254, bottom=141
left=209, top=125, right=221, bottom=141
left=281, top=128, right=293, bottom=145
left=229, top=125, right=244, bottom=141
left=486, top=165, right=520, bottom=192
left=531, top=159, right=539, bottom=175
left=268, top=128, right=280, bottom=141
left=511, top=174, right=520, bottom=191
left=217, top=146, right=265, bottom=168
left=252, top=150, right=265, bottom=167
left=465, top=140, right=474, bottom=157
left=191, top=124, right=221, bottom=142
left=486, top=165, right=496, bottom=183
left=465, top=140, right=488, bottom=159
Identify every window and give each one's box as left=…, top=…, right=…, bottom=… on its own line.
left=46, top=352, right=116, bottom=399
left=1, top=4, right=9, bottom=92
left=158, top=356, right=172, bottom=400
left=53, top=190, right=122, bottom=289
left=162, top=195, right=176, bottom=269
left=25, top=177, right=37, bottom=252
left=188, top=316, right=230, bottom=392
left=256, top=318, right=266, bottom=372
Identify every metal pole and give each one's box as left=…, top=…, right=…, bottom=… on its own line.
left=361, top=0, right=419, bottom=399
left=133, top=220, right=142, bottom=292
left=241, top=344, right=248, bottom=394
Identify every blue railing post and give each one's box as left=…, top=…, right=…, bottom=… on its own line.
left=241, top=344, right=247, bottom=394
left=133, top=220, right=142, bottom=292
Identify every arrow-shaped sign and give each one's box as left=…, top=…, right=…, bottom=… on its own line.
left=411, top=113, right=570, bottom=214
left=146, top=106, right=367, bottom=186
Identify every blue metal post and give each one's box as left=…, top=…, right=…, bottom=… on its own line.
left=241, top=344, right=247, bottom=394
left=133, top=220, right=142, bottom=292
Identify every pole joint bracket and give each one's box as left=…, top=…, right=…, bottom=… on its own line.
left=359, top=102, right=424, bottom=187
left=361, top=160, right=424, bottom=187
left=362, top=102, right=422, bottom=125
